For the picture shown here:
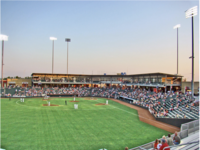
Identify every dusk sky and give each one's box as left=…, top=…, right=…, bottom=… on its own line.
left=1, top=0, right=199, bottom=81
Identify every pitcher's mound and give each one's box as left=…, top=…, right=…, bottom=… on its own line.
left=43, top=104, right=59, bottom=106
left=69, top=101, right=79, bottom=102
left=84, top=97, right=97, bottom=100
left=96, top=103, right=108, bottom=105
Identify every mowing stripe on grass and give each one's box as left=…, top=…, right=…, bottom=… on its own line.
left=112, top=106, right=178, bottom=130
left=2, top=98, right=170, bottom=150
left=16, top=100, right=40, bottom=109
left=98, top=100, right=179, bottom=130
left=16, top=98, right=177, bottom=130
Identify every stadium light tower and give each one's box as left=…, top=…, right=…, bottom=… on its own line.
left=185, top=6, right=197, bottom=98
left=173, top=24, right=180, bottom=75
left=0, top=34, right=8, bottom=89
left=50, top=37, right=57, bottom=74
left=65, top=38, right=71, bottom=75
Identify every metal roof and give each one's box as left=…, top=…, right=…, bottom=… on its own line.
left=31, top=72, right=183, bottom=77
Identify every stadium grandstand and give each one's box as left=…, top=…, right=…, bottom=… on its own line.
left=31, top=72, right=183, bottom=92
left=2, top=82, right=199, bottom=122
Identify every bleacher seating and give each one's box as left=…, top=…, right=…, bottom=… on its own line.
left=130, top=120, right=199, bottom=150
left=3, top=86, right=199, bottom=120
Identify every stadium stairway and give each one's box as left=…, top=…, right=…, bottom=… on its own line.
left=129, top=130, right=199, bottom=150
left=170, top=132, right=199, bottom=150
left=129, top=119, right=199, bottom=150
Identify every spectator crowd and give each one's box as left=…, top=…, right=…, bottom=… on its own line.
left=2, top=86, right=199, bottom=119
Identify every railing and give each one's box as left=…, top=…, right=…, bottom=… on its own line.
left=173, top=81, right=181, bottom=85
left=138, top=147, right=146, bottom=150
left=163, top=141, right=199, bottom=150
left=31, top=80, right=181, bottom=87
left=129, top=120, right=199, bottom=150
left=180, top=119, right=199, bottom=135
left=33, top=80, right=91, bottom=83
left=165, top=81, right=181, bottom=85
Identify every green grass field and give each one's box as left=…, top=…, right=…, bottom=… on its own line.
left=1, top=97, right=169, bottom=150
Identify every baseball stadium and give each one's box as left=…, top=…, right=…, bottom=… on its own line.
left=0, top=1, right=199, bottom=150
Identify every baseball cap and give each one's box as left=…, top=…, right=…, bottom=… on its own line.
left=162, top=139, right=166, bottom=143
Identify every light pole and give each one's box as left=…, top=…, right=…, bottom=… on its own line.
left=50, top=37, right=57, bottom=74
left=173, top=24, right=180, bottom=75
left=65, top=38, right=71, bottom=75
left=0, top=34, right=8, bottom=89
left=185, top=6, right=197, bottom=97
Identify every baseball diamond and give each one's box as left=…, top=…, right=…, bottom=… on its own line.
left=1, top=97, right=172, bottom=150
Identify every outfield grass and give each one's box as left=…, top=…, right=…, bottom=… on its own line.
left=1, top=97, right=169, bottom=150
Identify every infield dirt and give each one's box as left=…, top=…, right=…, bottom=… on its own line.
left=95, top=103, right=107, bottom=105
left=110, top=99, right=180, bottom=133
left=43, top=104, right=59, bottom=106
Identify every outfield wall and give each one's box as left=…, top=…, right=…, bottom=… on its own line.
left=155, top=118, right=195, bottom=128
left=119, top=98, right=149, bottom=110
left=47, top=94, right=78, bottom=97
left=1, top=95, right=110, bottom=98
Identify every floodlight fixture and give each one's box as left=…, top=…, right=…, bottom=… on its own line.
left=185, top=6, right=197, bottom=18
left=0, top=34, right=8, bottom=41
left=50, top=37, right=57, bottom=40
left=173, top=24, right=181, bottom=29
left=185, top=6, right=198, bottom=98
left=65, top=38, right=71, bottom=42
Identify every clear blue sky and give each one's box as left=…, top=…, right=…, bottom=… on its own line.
left=1, top=0, right=199, bottom=81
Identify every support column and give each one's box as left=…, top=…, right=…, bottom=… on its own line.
left=1, top=41, right=4, bottom=89
left=180, top=77, right=182, bottom=93
left=191, top=16, right=194, bottom=98
left=110, top=77, right=112, bottom=88
left=143, top=76, right=145, bottom=84
left=91, top=77, right=93, bottom=88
